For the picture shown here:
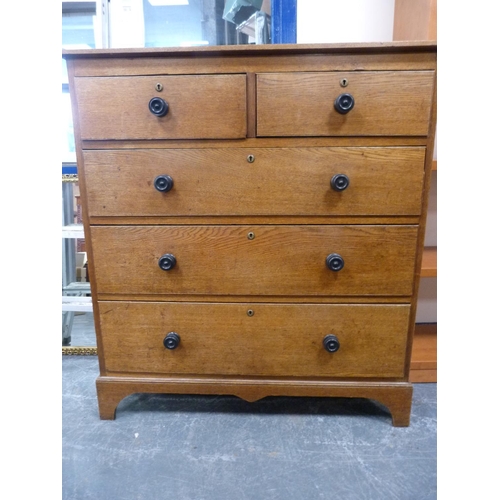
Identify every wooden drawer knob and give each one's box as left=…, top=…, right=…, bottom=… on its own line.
left=163, top=332, right=180, bottom=350
left=149, top=97, right=169, bottom=117
left=158, top=253, right=177, bottom=271
left=323, top=334, right=340, bottom=353
left=326, top=253, right=344, bottom=272
left=334, top=93, right=355, bottom=114
left=154, top=175, right=174, bottom=192
left=330, top=174, right=350, bottom=191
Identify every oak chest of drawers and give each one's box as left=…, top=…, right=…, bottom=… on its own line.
left=64, top=42, right=437, bottom=426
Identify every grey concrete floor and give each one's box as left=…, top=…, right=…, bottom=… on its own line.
left=63, top=354, right=437, bottom=500
left=65, top=312, right=97, bottom=347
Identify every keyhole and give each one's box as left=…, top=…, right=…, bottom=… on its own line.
left=155, top=83, right=163, bottom=92
left=340, top=78, right=348, bottom=87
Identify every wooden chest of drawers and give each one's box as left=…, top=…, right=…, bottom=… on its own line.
left=64, top=42, right=437, bottom=426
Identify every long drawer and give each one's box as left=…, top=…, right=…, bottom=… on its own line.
left=98, top=301, right=410, bottom=378
left=83, top=147, right=425, bottom=217
left=74, top=74, right=247, bottom=140
left=257, top=71, right=435, bottom=137
left=90, top=225, right=418, bottom=296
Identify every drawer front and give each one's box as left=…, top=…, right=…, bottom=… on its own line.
left=257, top=71, right=434, bottom=137
left=98, top=302, right=410, bottom=378
left=91, top=225, right=418, bottom=296
left=83, top=147, right=425, bottom=217
left=74, top=74, right=247, bottom=140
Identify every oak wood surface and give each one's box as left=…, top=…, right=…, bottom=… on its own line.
left=98, top=302, right=409, bottom=378
left=63, top=42, right=437, bottom=83
left=90, top=225, right=418, bottom=297
left=246, top=73, right=257, bottom=138
left=257, top=71, right=435, bottom=137
left=75, top=74, right=247, bottom=140
left=421, top=246, right=437, bottom=277
left=68, top=53, right=437, bottom=78
left=81, top=137, right=428, bottom=150
left=64, top=43, right=437, bottom=424
left=402, top=70, right=437, bottom=377
left=63, top=42, right=437, bottom=86
left=95, top=294, right=412, bottom=304
left=63, top=41, right=437, bottom=58
left=393, top=2, right=438, bottom=380
left=66, top=59, right=109, bottom=375
left=82, top=147, right=425, bottom=217
left=96, top=377, right=413, bottom=426
left=89, top=215, right=421, bottom=226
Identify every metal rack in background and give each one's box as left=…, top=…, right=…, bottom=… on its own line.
left=62, top=167, right=93, bottom=352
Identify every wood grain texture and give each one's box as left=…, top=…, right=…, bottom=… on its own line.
left=393, top=11, right=438, bottom=379
left=65, top=58, right=108, bottom=375
left=69, top=52, right=437, bottom=77
left=90, top=225, right=418, bottom=297
left=96, top=376, right=413, bottom=426
left=81, top=137, right=428, bottom=150
left=63, top=41, right=437, bottom=59
left=88, top=215, right=421, bottom=226
left=98, top=302, right=410, bottom=378
left=64, top=43, right=438, bottom=424
left=75, top=74, right=247, bottom=140
left=257, top=71, right=435, bottom=137
left=246, top=73, right=257, bottom=138
left=95, top=294, right=412, bottom=304
left=82, top=147, right=425, bottom=217
left=63, top=43, right=437, bottom=82
left=403, top=69, right=437, bottom=376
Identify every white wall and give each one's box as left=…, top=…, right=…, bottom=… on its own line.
left=109, top=0, right=145, bottom=48
left=297, top=0, right=395, bottom=44
left=297, top=0, right=437, bottom=323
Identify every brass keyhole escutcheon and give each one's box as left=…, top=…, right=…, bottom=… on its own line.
left=247, top=309, right=254, bottom=317
left=247, top=231, right=255, bottom=240
left=155, top=83, right=163, bottom=92
left=340, top=78, right=348, bottom=88
left=247, top=154, right=255, bottom=163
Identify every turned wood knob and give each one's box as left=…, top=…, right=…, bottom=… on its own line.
left=163, top=332, right=180, bottom=350
left=158, top=254, right=177, bottom=271
left=330, top=174, right=350, bottom=191
left=326, top=253, right=344, bottom=272
left=149, top=97, right=169, bottom=117
left=154, top=175, right=174, bottom=192
left=334, top=93, right=355, bottom=114
left=323, top=334, right=340, bottom=353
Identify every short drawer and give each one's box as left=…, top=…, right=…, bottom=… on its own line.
left=257, top=71, right=434, bottom=137
left=83, top=147, right=425, bottom=217
left=91, top=225, right=418, bottom=297
left=98, top=301, right=410, bottom=378
left=74, top=74, right=247, bottom=140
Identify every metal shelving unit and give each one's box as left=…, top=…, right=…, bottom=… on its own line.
left=62, top=171, right=91, bottom=346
